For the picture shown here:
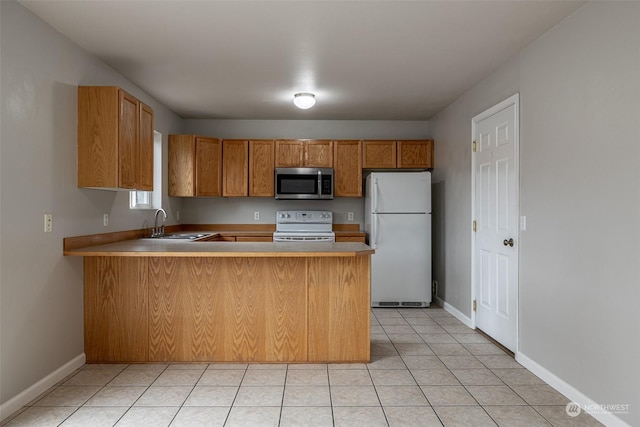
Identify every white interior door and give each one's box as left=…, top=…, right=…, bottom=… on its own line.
left=472, top=94, right=519, bottom=352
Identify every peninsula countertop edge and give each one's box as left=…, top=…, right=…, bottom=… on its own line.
left=64, top=240, right=375, bottom=258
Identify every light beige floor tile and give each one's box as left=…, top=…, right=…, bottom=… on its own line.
left=330, top=386, right=380, bottom=406
left=286, top=363, right=327, bottom=370
left=411, top=369, right=461, bottom=386
left=368, top=355, right=407, bottom=370
left=512, top=385, right=570, bottom=406
left=398, top=308, right=429, bottom=317
left=429, top=343, right=472, bottom=356
left=153, top=369, right=203, bottom=386
left=115, top=406, right=178, bottom=427
left=206, top=364, right=248, bottom=371
left=369, top=369, right=416, bottom=386
left=329, top=369, right=373, bottom=386
left=442, top=324, right=475, bottom=334
left=109, top=369, right=162, bottom=386
left=439, top=355, right=485, bottom=370
left=466, top=385, right=527, bottom=406
left=372, top=309, right=402, bottom=318
left=451, top=369, right=504, bottom=386
left=492, top=368, right=545, bottom=386
left=280, top=406, right=333, bottom=427
left=402, top=355, right=446, bottom=370
left=412, top=325, right=448, bottom=334
left=134, top=386, right=192, bottom=407
left=533, top=405, right=604, bottom=426
left=387, top=333, right=425, bottom=344
left=371, top=333, right=391, bottom=343
left=371, top=342, right=399, bottom=356
left=166, top=364, right=208, bottom=372
left=376, top=385, right=429, bottom=406
left=246, top=363, right=287, bottom=370
left=25, top=387, right=57, bottom=406
left=124, top=363, right=167, bottom=371
left=434, top=317, right=465, bottom=326
left=170, top=406, right=229, bottom=427
left=285, top=369, right=328, bottom=386
left=477, top=355, right=523, bottom=369
left=59, top=406, right=128, bottom=427
left=84, top=386, right=147, bottom=406
left=420, top=333, right=458, bottom=344
left=197, top=370, right=245, bottom=386
left=333, top=406, right=388, bottom=427
left=81, top=364, right=128, bottom=372
left=463, top=343, right=508, bottom=356
left=395, top=343, right=435, bottom=356
left=421, top=386, right=477, bottom=406
left=224, top=406, right=280, bottom=427
left=405, top=317, right=438, bottom=325
left=383, top=325, right=415, bottom=334
left=33, top=386, right=101, bottom=407
left=282, top=386, right=331, bottom=407
left=4, top=407, right=77, bottom=427
left=327, top=363, right=367, bottom=370
left=484, top=405, right=552, bottom=426
left=183, top=386, right=238, bottom=406
left=433, top=405, right=497, bottom=426
left=63, top=370, right=120, bottom=386
left=233, top=386, right=283, bottom=406
left=241, top=369, right=286, bottom=386
left=378, top=317, right=410, bottom=326
left=452, top=333, right=491, bottom=344
left=384, top=406, right=442, bottom=427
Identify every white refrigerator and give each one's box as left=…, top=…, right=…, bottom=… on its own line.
left=365, top=172, right=432, bottom=307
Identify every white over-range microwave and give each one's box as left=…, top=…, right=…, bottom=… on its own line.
left=275, top=168, right=334, bottom=200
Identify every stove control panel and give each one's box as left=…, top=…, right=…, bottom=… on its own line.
left=276, top=210, right=333, bottom=225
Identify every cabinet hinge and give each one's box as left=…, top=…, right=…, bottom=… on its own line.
left=472, top=140, right=477, bottom=152
left=473, top=220, right=477, bottom=232
left=473, top=300, right=477, bottom=312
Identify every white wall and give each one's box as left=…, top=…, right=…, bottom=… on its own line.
left=430, top=2, right=639, bottom=425
left=0, top=1, right=184, bottom=415
left=180, top=120, right=430, bottom=227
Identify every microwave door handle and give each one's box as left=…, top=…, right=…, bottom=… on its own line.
left=317, top=170, right=322, bottom=198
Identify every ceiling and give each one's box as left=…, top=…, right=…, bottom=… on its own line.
left=20, top=1, right=584, bottom=120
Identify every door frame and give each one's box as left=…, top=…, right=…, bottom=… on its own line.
left=470, top=93, right=520, bottom=352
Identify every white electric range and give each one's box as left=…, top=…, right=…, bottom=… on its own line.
left=273, top=210, right=335, bottom=242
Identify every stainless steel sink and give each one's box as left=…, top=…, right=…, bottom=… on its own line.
left=141, top=233, right=213, bottom=240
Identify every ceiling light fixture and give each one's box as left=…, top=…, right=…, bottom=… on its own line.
left=293, top=92, right=316, bottom=109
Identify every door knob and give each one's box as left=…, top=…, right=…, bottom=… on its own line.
left=503, top=238, right=514, bottom=247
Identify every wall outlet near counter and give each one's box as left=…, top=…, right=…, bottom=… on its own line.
left=103, top=213, right=109, bottom=227
left=254, top=211, right=260, bottom=221
left=44, top=213, right=53, bottom=233
left=348, top=212, right=354, bottom=221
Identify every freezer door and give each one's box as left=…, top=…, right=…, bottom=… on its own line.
left=370, top=172, right=431, bottom=213
left=371, top=212, right=432, bottom=306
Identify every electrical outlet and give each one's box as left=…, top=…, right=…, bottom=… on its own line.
left=254, top=211, right=260, bottom=221
left=347, top=212, right=354, bottom=221
left=103, top=213, right=109, bottom=227
left=44, top=213, right=53, bottom=233
left=176, top=210, right=180, bottom=222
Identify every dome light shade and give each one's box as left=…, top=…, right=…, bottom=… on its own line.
left=293, top=92, right=316, bottom=109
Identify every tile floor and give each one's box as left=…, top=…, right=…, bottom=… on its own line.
left=2, top=307, right=603, bottom=427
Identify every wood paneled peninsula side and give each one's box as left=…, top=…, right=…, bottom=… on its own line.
left=64, top=239, right=373, bottom=364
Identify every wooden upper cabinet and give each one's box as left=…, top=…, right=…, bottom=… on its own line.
left=196, top=137, right=222, bottom=197
left=363, top=139, right=434, bottom=169
left=223, top=140, right=249, bottom=197
left=397, top=140, right=433, bottom=169
left=78, top=86, right=154, bottom=190
left=334, top=140, right=362, bottom=197
left=275, top=140, right=333, bottom=167
left=168, top=135, right=221, bottom=197
left=362, top=140, right=397, bottom=168
left=249, top=140, right=275, bottom=197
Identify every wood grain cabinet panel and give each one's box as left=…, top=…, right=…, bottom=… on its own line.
left=333, top=140, right=362, bottom=197
left=249, top=140, right=275, bottom=196
left=84, top=257, right=148, bottom=362
left=362, top=140, right=397, bottom=168
left=305, top=140, right=333, bottom=167
left=168, top=135, right=196, bottom=196
left=196, top=137, right=222, bottom=197
left=275, top=140, right=333, bottom=167
left=397, top=140, right=433, bottom=169
left=275, top=140, right=304, bottom=167
left=223, top=140, right=249, bottom=196
left=307, top=256, right=371, bottom=362
left=78, top=86, right=154, bottom=190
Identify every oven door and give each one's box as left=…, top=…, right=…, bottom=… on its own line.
left=275, top=168, right=333, bottom=200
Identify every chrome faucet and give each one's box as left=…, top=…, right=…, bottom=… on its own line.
left=152, top=208, right=167, bottom=237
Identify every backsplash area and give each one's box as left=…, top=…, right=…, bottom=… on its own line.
left=180, top=197, right=365, bottom=229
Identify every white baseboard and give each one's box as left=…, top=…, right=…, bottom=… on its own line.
left=0, top=353, right=85, bottom=422
left=516, top=352, right=631, bottom=427
left=438, top=297, right=473, bottom=328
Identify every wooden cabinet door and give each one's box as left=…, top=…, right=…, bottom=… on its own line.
left=196, top=137, right=222, bottom=197
left=138, top=102, right=154, bottom=191
left=223, top=140, right=249, bottom=196
left=168, top=135, right=195, bottom=197
left=275, top=140, right=304, bottom=167
left=362, top=140, right=396, bottom=168
left=118, top=90, right=140, bottom=189
left=249, top=140, right=275, bottom=197
left=397, top=140, right=433, bottom=169
left=305, top=140, right=333, bottom=167
left=334, top=140, right=362, bottom=197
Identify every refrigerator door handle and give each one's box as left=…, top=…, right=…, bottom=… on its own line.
left=371, top=178, right=379, bottom=248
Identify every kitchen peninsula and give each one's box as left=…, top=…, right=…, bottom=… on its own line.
left=64, top=238, right=373, bottom=364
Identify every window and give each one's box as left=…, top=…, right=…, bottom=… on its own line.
left=130, top=130, right=162, bottom=209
